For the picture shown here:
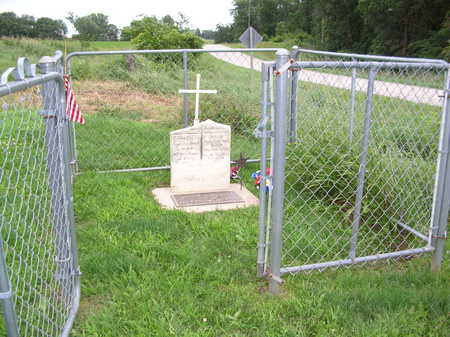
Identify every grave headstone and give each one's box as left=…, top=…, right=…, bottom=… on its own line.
left=151, top=74, right=259, bottom=213
left=170, top=119, right=230, bottom=192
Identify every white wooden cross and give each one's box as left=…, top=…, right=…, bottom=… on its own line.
left=179, top=74, right=217, bottom=126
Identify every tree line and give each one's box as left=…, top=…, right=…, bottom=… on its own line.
left=215, top=0, right=450, bottom=60
left=0, top=12, right=120, bottom=41
left=0, top=12, right=67, bottom=39
left=0, top=11, right=197, bottom=45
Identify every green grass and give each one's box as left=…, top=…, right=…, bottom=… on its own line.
left=68, top=167, right=450, bottom=337
left=69, top=168, right=449, bottom=337
left=1, top=39, right=449, bottom=337
left=0, top=38, right=133, bottom=71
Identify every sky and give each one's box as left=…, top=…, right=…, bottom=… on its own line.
left=0, top=0, right=235, bottom=35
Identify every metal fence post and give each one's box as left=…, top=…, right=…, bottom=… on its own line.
left=289, top=46, right=301, bottom=144
left=430, top=70, right=450, bottom=271
left=56, top=59, right=82, bottom=337
left=183, top=52, right=189, bottom=127
left=268, top=50, right=289, bottom=294
left=349, top=66, right=377, bottom=260
left=39, top=56, right=73, bottom=287
left=256, top=62, right=273, bottom=277
left=349, top=58, right=357, bottom=146
left=0, top=236, right=19, bottom=337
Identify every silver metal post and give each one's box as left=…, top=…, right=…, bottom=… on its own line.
left=349, top=59, right=357, bottom=145
left=430, top=70, right=450, bottom=271
left=57, top=68, right=81, bottom=277
left=40, top=57, right=71, bottom=284
left=256, top=63, right=272, bottom=277
left=183, top=52, right=189, bottom=127
left=57, top=68, right=82, bottom=336
left=0, top=237, right=19, bottom=337
left=289, top=46, right=301, bottom=144
left=349, top=66, right=377, bottom=260
left=268, top=50, right=290, bottom=294
left=264, top=68, right=276, bottom=272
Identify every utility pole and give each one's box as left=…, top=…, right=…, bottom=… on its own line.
left=248, top=0, right=254, bottom=70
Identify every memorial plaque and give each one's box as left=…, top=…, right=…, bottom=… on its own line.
left=170, top=120, right=231, bottom=192
left=171, top=191, right=244, bottom=207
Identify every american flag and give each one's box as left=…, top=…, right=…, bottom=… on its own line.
left=64, top=75, right=85, bottom=124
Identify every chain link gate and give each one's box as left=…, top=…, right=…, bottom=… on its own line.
left=0, top=53, right=80, bottom=337
left=65, top=47, right=281, bottom=175
left=258, top=50, right=450, bottom=294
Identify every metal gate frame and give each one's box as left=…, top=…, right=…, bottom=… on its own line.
left=258, top=50, right=450, bottom=294
left=0, top=52, right=80, bottom=336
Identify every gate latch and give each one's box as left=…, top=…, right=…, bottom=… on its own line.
left=253, top=115, right=273, bottom=139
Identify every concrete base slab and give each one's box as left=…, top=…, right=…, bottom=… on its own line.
left=152, top=184, right=259, bottom=213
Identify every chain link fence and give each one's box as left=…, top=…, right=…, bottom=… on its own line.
left=0, top=54, right=80, bottom=337
left=1, top=46, right=449, bottom=335
left=259, top=51, right=450, bottom=293
left=65, top=48, right=280, bottom=174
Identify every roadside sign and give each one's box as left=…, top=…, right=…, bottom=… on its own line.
left=239, top=26, right=263, bottom=48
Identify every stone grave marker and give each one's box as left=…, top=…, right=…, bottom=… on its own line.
left=151, top=75, right=259, bottom=213
left=170, top=119, right=230, bottom=192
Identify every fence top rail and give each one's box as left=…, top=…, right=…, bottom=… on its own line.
left=0, top=72, right=62, bottom=98
left=294, top=46, right=449, bottom=65
left=290, top=61, right=449, bottom=70
left=65, top=47, right=282, bottom=62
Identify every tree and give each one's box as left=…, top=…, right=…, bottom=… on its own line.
left=200, top=30, right=216, bottom=40
left=0, top=12, right=35, bottom=37
left=0, top=12, right=66, bottom=39
left=0, top=12, right=22, bottom=37
left=67, top=12, right=119, bottom=41
left=358, top=0, right=449, bottom=56
left=121, top=16, right=203, bottom=51
left=175, top=12, right=190, bottom=31
left=224, top=0, right=450, bottom=59
left=35, top=17, right=67, bottom=39
left=161, top=15, right=175, bottom=27
left=214, top=24, right=235, bottom=43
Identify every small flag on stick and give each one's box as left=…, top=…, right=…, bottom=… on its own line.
left=64, top=75, right=85, bottom=124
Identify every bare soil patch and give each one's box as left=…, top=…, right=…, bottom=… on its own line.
left=73, top=80, right=181, bottom=122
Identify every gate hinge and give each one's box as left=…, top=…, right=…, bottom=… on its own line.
left=73, top=266, right=82, bottom=277
left=274, top=59, right=296, bottom=76
left=253, top=115, right=273, bottom=139
left=0, top=289, right=12, bottom=300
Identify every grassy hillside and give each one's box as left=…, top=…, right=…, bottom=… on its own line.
left=0, top=38, right=133, bottom=71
